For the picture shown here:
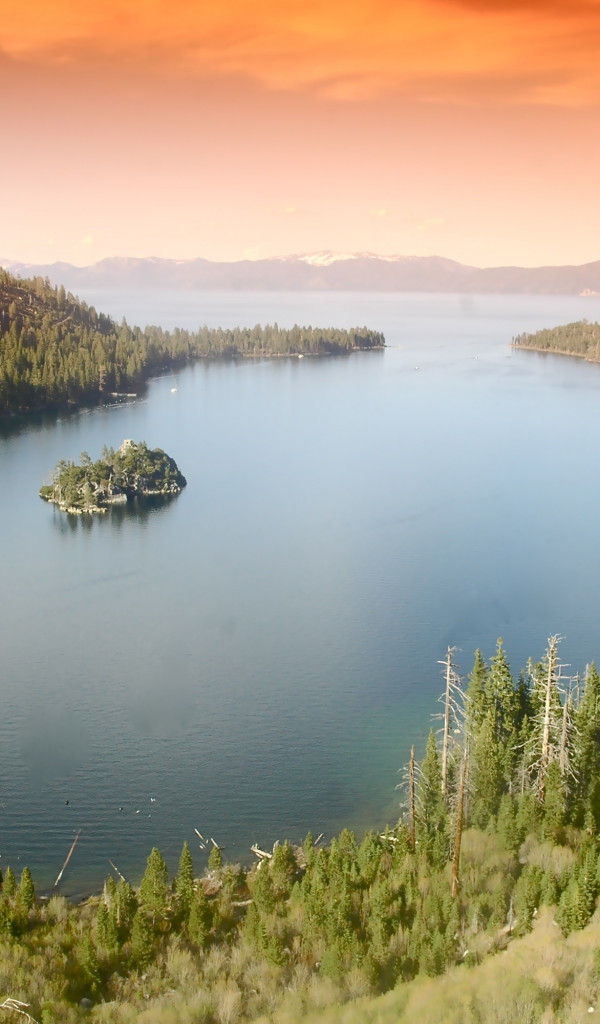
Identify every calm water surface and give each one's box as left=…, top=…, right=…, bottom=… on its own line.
left=2, top=291, right=600, bottom=894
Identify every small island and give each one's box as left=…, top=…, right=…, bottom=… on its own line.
left=511, top=319, right=600, bottom=361
left=40, top=439, right=187, bottom=514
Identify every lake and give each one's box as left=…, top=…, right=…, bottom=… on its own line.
left=1, top=290, right=600, bottom=895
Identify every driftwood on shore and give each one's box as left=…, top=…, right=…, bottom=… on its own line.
left=250, top=844, right=272, bottom=861
left=108, top=859, right=127, bottom=881
left=54, top=830, right=81, bottom=888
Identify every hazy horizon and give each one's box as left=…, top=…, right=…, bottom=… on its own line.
left=3, top=250, right=600, bottom=273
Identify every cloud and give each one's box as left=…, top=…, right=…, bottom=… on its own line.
left=2, top=0, right=600, bottom=106
left=438, top=0, right=595, bottom=11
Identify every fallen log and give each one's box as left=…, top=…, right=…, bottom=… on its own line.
left=108, top=859, right=126, bottom=881
left=250, top=844, right=272, bottom=860
left=54, top=830, right=81, bottom=888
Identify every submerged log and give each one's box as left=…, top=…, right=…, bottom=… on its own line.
left=54, top=830, right=81, bottom=888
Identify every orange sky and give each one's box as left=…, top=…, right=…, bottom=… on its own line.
left=1, top=0, right=600, bottom=266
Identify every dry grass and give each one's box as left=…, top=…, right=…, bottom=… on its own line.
left=263, top=906, right=600, bottom=1024
left=519, top=835, right=578, bottom=878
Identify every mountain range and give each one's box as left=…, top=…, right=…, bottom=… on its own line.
left=2, top=252, right=600, bottom=295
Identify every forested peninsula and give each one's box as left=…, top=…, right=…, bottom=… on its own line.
left=4, top=637, right=600, bottom=1023
left=512, top=319, right=600, bottom=360
left=39, top=440, right=186, bottom=514
left=0, top=270, right=384, bottom=416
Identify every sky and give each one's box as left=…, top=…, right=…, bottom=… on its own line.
left=1, top=0, right=600, bottom=268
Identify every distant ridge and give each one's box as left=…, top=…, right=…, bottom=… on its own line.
left=2, top=252, right=600, bottom=295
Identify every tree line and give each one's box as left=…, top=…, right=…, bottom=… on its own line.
left=512, top=319, right=600, bottom=361
left=0, top=270, right=385, bottom=416
left=2, top=637, right=600, bottom=1021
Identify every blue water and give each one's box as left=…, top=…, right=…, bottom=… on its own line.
left=1, top=291, right=599, bottom=895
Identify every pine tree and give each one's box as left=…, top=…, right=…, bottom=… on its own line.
left=174, top=840, right=194, bottom=917
left=114, top=879, right=137, bottom=937
left=357, top=831, right=381, bottom=885
left=0, top=897, right=11, bottom=935
left=130, top=908, right=153, bottom=969
left=103, top=875, right=117, bottom=909
left=77, top=935, right=101, bottom=992
left=18, top=867, right=35, bottom=912
left=513, top=864, right=542, bottom=934
left=96, top=901, right=120, bottom=956
left=251, top=863, right=276, bottom=915
left=469, top=711, right=503, bottom=827
left=515, top=790, right=541, bottom=842
left=139, top=847, right=169, bottom=929
left=2, top=866, right=16, bottom=900
left=486, top=640, right=515, bottom=728
left=270, top=840, right=297, bottom=900
left=96, top=902, right=110, bottom=948
left=497, top=794, right=519, bottom=851
left=302, top=831, right=315, bottom=868
left=188, top=884, right=211, bottom=948
left=416, top=729, right=446, bottom=861
left=208, top=844, right=223, bottom=871
left=573, top=663, right=600, bottom=827
left=578, top=842, right=597, bottom=907
left=465, top=648, right=488, bottom=733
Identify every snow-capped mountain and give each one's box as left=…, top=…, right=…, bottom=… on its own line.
left=2, top=253, right=600, bottom=295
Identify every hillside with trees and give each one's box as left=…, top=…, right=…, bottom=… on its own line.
left=0, top=269, right=384, bottom=416
left=3, top=637, right=600, bottom=1022
left=512, top=319, right=600, bottom=361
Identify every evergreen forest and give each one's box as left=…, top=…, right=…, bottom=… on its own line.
left=4, top=637, right=600, bottom=1023
left=0, top=270, right=384, bottom=416
left=512, top=319, right=600, bottom=360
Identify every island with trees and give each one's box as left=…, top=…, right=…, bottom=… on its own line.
left=0, top=269, right=385, bottom=417
left=512, top=319, right=600, bottom=361
left=39, top=440, right=187, bottom=514
left=3, top=637, right=600, bottom=1022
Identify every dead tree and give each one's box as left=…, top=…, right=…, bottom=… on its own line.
left=408, top=744, right=416, bottom=852
left=437, top=647, right=465, bottom=800
left=527, top=636, right=569, bottom=802
left=540, top=636, right=559, bottom=796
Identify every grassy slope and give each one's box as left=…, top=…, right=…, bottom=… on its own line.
left=257, top=908, right=600, bottom=1024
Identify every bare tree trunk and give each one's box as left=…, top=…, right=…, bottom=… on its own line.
left=540, top=635, right=558, bottom=802
left=408, top=744, right=416, bottom=852
left=441, top=647, right=453, bottom=800
left=559, top=694, right=570, bottom=779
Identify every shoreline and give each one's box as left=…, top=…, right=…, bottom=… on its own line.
left=510, top=342, right=600, bottom=363
left=0, top=346, right=385, bottom=421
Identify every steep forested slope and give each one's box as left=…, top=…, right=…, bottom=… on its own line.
left=0, top=269, right=384, bottom=415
